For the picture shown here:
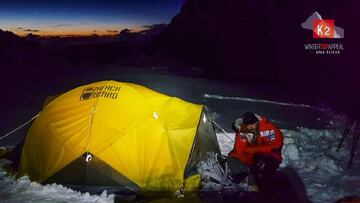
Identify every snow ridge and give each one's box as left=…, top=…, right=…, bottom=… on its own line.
left=203, top=94, right=325, bottom=111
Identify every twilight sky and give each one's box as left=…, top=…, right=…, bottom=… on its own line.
left=0, top=0, right=185, bottom=36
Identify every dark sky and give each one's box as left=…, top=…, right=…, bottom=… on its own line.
left=0, top=0, right=185, bottom=36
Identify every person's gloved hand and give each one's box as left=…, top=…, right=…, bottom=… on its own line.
left=245, top=133, right=255, bottom=144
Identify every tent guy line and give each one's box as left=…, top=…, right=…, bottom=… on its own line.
left=0, top=114, right=39, bottom=142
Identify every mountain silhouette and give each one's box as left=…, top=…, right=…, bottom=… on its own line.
left=145, top=0, right=360, bottom=117
left=146, top=0, right=276, bottom=82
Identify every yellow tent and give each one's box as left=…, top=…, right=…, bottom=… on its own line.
left=18, top=81, right=220, bottom=193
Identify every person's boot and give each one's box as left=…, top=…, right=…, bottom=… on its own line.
left=246, top=174, right=259, bottom=192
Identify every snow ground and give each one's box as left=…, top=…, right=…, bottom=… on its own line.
left=216, top=128, right=360, bottom=203
left=0, top=66, right=357, bottom=202
left=1, top=128, right=358, bottom=203
left=0, top=160, right=114, bottom=203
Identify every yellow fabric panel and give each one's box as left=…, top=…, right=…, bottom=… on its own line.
left=158, top=97, right=202, bottom=180
left=18, top=81, right=110, bottom=181
left=95, top=116, right=178, bottom=190
left=89, top=82, right=170, bottom=154
left=184, top=174, right=201, bottom=192
left=19, top=80, right=203, bottom=192
left=94, top=82, right=202, bottom=191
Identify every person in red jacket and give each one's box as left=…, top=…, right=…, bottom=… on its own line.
left=227, top=112, right=284, bottom=191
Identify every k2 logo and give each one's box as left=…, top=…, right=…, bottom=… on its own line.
left=313, top=19, right=335, bottom=38
left=301, top=12, right=344, bottom=39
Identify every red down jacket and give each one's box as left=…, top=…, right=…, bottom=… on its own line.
left=228, top=116, right=284, bottom=165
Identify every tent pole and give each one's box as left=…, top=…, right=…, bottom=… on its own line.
left=212, top=120, right=234, bottom=142
left=337, top=119, right=353, bottom=152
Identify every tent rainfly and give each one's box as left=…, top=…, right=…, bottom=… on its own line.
left=17, top=80, right=220, bottom=194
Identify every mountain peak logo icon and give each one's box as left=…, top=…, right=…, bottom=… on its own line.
left=301, top=12, right=344, bottom=38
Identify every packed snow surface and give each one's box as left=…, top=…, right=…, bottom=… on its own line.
left=0, top=160, right=114, bottom=203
